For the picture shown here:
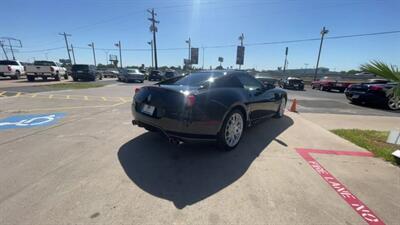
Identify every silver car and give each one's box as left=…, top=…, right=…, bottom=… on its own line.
left=118, top=68, right=145, bottom=83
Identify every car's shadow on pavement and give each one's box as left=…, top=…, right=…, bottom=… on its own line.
left=118, top=116, right=293, bottom=209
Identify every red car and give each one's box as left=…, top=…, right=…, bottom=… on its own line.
left=311, top=77, right=352, bottom=92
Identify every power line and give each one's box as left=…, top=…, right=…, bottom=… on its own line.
left=16, top=29, right=400, bottom=54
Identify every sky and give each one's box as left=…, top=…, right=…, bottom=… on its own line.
left=1, top=0, right=399, bottom=71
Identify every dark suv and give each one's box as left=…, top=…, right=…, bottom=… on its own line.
left=71, top=64, right=102, bottom=81
left=280, top=77, right=304, bottom=90
left=148, top=70, right=163, bottom=81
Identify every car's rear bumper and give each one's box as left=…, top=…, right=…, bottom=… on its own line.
left=0, top=72, right=15, bottom=77
left=345, top=91, right=387, bottom=104
left=131, top=103, right=219, bottom=141
left=72, top=73, right=95, bottom=79
left=26, top=72, right=56, bottom=76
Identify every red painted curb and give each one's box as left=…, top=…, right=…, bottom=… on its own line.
left=296, top=148, right=385, bottom=225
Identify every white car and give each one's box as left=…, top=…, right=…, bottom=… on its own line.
left=118, top=68, right=145, bottom=83
left=0, top=60, right=25, bottom=79
left=25, top=60, right=67, bottom=81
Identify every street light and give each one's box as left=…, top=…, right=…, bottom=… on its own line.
left=88, top=42, right=96, bottom=66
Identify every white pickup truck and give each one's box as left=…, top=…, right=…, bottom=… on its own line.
left=0, top=60, right=25, bottom=79
left=25, top=60, right=68, bottom=81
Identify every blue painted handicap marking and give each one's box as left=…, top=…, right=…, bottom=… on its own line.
left=0, top=113, right=66, bottom=131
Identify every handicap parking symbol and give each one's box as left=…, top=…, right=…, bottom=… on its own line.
left=0, top=113, right=66, bottom=131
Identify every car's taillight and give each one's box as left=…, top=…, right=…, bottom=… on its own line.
left=7, top=66, right=11, bottom=71
left=369, top=85, right=383, bottom=91
left=185, top=94, right=196, bottom=107
left=134, top=87, right=141, bottom=94
left=50, top=67, right=55, bottom=72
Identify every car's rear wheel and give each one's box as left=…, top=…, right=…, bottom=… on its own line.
left=54, top=73, right=61, bottom=81
left=274, top=98, right=286, bottom=118
left=387, top=96, right=400, bottom=110
left=218, top=109, right=244, bottom=151
left=11, top=71, right=20, bottom=80
left=27, top=75, right=35, bottom=82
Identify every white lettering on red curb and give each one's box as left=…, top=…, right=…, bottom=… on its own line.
left=296, top=148, right=385, bottom=225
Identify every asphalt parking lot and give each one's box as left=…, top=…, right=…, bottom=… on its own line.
left=0, top=80, right=399, bottom=224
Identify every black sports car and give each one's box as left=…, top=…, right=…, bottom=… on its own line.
left=345, top=82, right=399, bottom=110
left=131, top=70, right=287, bottom=150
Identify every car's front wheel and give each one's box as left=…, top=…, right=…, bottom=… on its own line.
left=218, top=109, right=244, bottom=151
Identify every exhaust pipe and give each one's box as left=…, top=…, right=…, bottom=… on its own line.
left=169, top=137, right=181, bottom=145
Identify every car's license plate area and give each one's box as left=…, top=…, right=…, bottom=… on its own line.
left=141, top=104, right=155, bottom=116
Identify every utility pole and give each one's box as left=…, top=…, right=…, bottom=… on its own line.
left=147, top=41, right=154, bottom=68
left=202, top=46, right=205, bottom=69
left=238, top=33, right=244, bottom=70
left=7, top=39, right=15, bottom=60
left=283, top=47, right=288, bottom=74
left=59, top=32, right=72, bottom=64
left=70, top=44, right=76, bottom=64
left=185, top=37, right=191, bottom=69
left=148, top=8, right=159, bottom=70
left=0, top=41, right=8, bottom=60
left=114, top=41, right=122, bottom=68
left=104, top=50, right=109, bottom=65
left=314, top=26, right=329, bottom=81
left=88, top=42, right=96, bottom=66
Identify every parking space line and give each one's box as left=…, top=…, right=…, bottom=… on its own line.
left=0, top=90, right=132, bottom=103
left=3, top=100, right=127, bottom=113
left=295, top=148, right=385, bottom=225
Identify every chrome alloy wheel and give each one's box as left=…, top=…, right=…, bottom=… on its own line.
left=224, top=113, right=244, bottom=147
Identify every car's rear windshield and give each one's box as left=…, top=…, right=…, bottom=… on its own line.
left=71, top=65, right=89, bottom=70
left=33, top=61, right=56, bottom=66
left=0, top=60, right=18, bottom=65
left=127, top=69, right=140, bottom=74
left=170, top=71, right=225, bottom=87
left=289, top=79, right=302, bottom=83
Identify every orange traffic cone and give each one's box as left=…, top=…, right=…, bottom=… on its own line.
left=290, top=99, right=297, bottom=112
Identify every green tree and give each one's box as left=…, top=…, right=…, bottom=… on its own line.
left=361, top=60, right=400, bottom=109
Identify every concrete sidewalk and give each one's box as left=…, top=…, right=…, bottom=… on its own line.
left=300, top=112, right=400, bottom=131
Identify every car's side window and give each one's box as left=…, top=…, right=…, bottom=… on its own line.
left=212, top=75, right=243, bottom=88
left=236, top=73, right=263, bottom=91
